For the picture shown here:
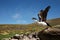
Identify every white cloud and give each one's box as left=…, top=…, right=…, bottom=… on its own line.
left=12, top=14, right=27, bottom=24
left=16, top=20, right=27, bottom=24
left=12, top=14, right=20, bottom=19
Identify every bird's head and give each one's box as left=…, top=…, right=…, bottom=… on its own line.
left=32, top=18, right=37, bottom=20
left=32, top=18, right=38, bottom=22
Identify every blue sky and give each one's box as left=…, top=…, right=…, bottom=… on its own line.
left=0, top=0, right=60, bottom=24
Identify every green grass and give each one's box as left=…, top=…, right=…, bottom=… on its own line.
left=0, top=26, right=43, bottom=40
left=0, top=18, right=60, bottom=40
left=0, top=32, right=17, bottom=40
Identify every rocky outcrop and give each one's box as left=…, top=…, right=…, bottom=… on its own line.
left=37, top=27, right=60, bottom=40
left=2, top=25, right=60, bottom=40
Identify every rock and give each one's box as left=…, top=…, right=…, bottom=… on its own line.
left=37, top=27, right=60, bottom=40
left=10, top=39, right=18, bottom=40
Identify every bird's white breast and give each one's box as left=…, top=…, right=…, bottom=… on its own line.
left=33, top=20, right=47, bottom=26
left=38, top=22, right=47, bottom=26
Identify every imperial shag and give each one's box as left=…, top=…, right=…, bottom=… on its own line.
left=32, top=6, right=51, bottom=27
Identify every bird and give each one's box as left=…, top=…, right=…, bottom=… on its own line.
left=32, top=6, right=52, bottom=27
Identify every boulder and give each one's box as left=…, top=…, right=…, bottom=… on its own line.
left=37, top=27, right=60, bottom=40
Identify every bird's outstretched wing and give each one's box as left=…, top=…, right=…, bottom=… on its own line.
left=38, top=13, right=42, bottom=22
left=38, top=6, right=51, bottom=22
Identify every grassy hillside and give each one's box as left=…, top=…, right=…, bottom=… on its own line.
left=47, top=18, right=60, bottom=26
left=0, top=18, right=60, bottom=40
